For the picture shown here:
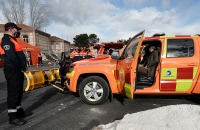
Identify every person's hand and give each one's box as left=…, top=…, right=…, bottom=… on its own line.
left=145, top=66, right=148, bottom=69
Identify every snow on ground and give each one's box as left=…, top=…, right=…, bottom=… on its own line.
left=92, top=104, right=200, bottom=130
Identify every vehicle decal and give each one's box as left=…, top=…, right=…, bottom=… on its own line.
left=124, top=83, right=132, bottom=99
left=177, top=68, right=193, bottom=79
left=66, top=70, right=75, bottom=77
left=119, top=68, right=125, bottom=84
left=161, top=67, right=197, bottom=80
left=112, top=70, right=114, bottom=75
left=125, top=72, right=130, bottom=84
left=161, top=67, right=198, bottom=91
left=88, top=57, right=109, bottom=61
left=116, top=79, right=121, bottom=92
left=161, top=68, right=177, bottom=80
left=193, top=67, right=198, bottom=79
left=163, top=39, right=167, bottom=58
left=79, top=62, right=109, bottom=66
left=176, top=80, right=193, bottom=91
left=161, top=80, right=193, bottom=91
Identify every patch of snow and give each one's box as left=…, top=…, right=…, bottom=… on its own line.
left=93, top=104, right=200, bottom=130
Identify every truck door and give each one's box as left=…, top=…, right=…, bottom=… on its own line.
left=160, top=37, right=199, bottom=92
left=116, top=30, right=145, bottom=99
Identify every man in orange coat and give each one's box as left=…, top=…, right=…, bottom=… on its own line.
left=0, top=22, right=27, bottom=125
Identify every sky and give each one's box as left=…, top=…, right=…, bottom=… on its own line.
left=0, top=0, right=200, bottom=43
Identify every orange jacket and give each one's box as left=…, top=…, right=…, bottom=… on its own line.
left=71, top=50, right=80, bottom=58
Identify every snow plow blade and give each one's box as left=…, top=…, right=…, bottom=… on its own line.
left=24, top=70, right=45, bottom=91
left=24, top=68, right=61, bottom=92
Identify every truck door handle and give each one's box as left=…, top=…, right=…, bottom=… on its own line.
left=188, top=63, right=196, bottom=66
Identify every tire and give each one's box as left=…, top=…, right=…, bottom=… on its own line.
left=79, top=76, right=109, bottom=105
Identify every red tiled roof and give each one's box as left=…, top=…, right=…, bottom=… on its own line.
left=0, top=24, right=33, bottom=29
left=50, top=36, right=63, bottom=41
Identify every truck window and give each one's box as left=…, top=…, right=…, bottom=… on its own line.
left=122, top=34, right=142, bottom=59
left=167, top=39, right=194, bottom=58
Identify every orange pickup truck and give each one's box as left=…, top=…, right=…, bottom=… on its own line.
left=65, top=30, right=200, bottom=105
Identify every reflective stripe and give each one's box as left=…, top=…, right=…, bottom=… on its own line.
left=161, top=67, right=198, bottom=92
left=176, top=79, right=193, bottom=91
left=161, top=67, right=197, bottom=80
left=116, top=80, right=121, bottom=92
left=111, top=70, right=114, bottom=75
left=163, top=39, right=167, bottom=58
left=16, top=106, right=21, bottom=109
left=66, top=70, right=75, bottom=77
left=8, top=109, right=17, bottom=113
left=193, top=67, right=198, bottom=79
left=124, top=83, right=132, bottom=99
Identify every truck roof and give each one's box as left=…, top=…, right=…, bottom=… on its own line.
left=145, top=34, right=200, bottom=40
left=97, top=42, right=125, bottom=47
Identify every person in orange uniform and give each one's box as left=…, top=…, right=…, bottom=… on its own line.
left=79, top=47, right=86, bottom=58
left=71, top=47, right=80, bottom=58
left=0, top=22, right=27, bottom=125
left=85, top=48, right=95, bottom=58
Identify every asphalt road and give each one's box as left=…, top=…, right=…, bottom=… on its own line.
left=0, top=63, right=200, bottom=130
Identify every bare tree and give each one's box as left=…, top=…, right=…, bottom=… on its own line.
left=28, top=0, right=50, bottom=30
left=1, top=0, right=26, bottom=24
left=1, top=0, right=50, bottom=30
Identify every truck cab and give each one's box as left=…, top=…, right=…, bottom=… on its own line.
left=65, top=30, right=200, bottom=105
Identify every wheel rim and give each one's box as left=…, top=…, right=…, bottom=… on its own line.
left=83, top=81, right=104, bottom=102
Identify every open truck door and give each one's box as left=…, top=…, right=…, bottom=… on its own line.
left=116, top=30, right=145, bottom=99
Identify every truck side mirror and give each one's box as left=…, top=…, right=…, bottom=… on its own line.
left=111, top=51, right=120, bottom=59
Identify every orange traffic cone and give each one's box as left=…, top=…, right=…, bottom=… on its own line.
left=48, top=62, right=52, bottom=65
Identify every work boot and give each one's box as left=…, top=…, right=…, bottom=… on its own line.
left=8, top=112, right=26, bottom=125
left=9, top=118, right=26, bottom=125
left=17, top=108, right=26, bottom=119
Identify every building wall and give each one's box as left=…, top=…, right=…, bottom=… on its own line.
left=35, top=32, right=50, bottom=53
left=20, top=32, right=34, bottom=46
left=50, top=40, right=70, bottom=57
left=0, top=33, right=3, bottom=38
left=64, top=42, right=70, bottom=52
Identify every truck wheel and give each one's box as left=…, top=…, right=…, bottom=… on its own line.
left=79, top=76, right=109, bottom=105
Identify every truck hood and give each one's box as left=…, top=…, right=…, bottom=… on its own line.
left=72, top=55, right=117, bottom=68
